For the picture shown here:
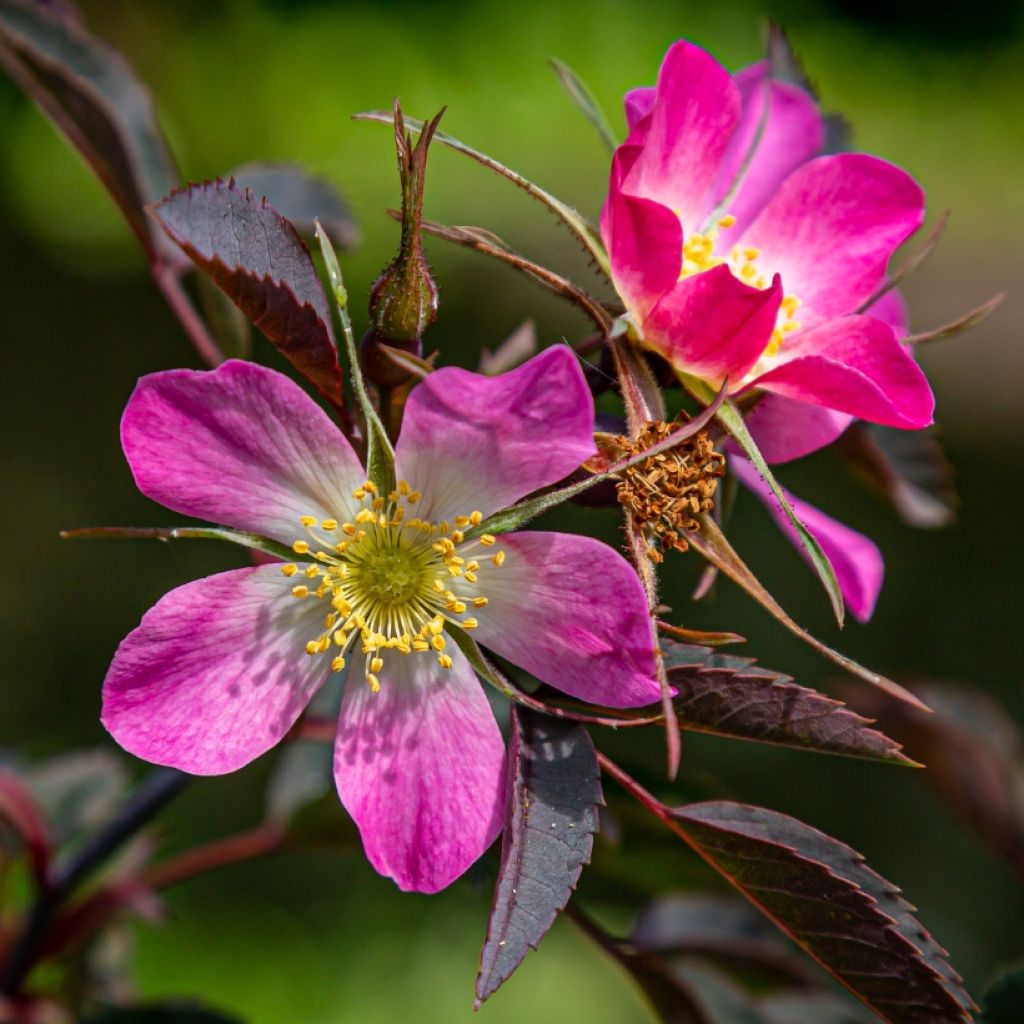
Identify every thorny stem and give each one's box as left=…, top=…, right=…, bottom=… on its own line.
left=153, top=265, right=225, bottom=368
left=0, top=768, right=189, bottom=996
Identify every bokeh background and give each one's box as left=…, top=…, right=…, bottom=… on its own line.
left=2, top=0, right=1022, bottom=1020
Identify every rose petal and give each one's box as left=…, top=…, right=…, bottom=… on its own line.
left=334, top=644, right=506, bottom=893
left=741, top=153, right=925, bottom=322
left=621, top=39, right=741, bottom=229
left=732, top=458, right=884, bottom=622
left=624, top=85, right=656, bottom=134
left=467, top=531, right=660, bottom=708
left=708, top=62, right=825, bottom=236
left=602, top=150, right=683, bottom=318
left=749, top=315, right=934, bottom=428
left=867, top=287, right=909, bottom=339
left=743, top=396, right=853, bottom=464
left=643, top=265, right=782, bottom=384
left=102, top=566, right=330, bottom=774
left=122, top=360, right=365, bottom=547
left=395, top=347, right=596, bottom=524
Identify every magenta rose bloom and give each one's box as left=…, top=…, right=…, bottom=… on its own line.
left=102, top=348, right=660, bottom=892
left=601, top=39, right=934, bottom=461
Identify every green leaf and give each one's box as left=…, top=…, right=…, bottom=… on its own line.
left=669, top=802, right=975, bottom=1024
left=315, top=221, right=395, bottom=493
left=353, top=108, right=610, bottom=277
left=60, top=524, right=296, bottom=562
left=0, top=0, right=179, bottom=260
left=686, top=381, right=843, bottom=626
left=152, top=181, right=344, bottom=407
left=475, top=707, right=602, bottom=1006
left=549, top=57, right=619, bottom=154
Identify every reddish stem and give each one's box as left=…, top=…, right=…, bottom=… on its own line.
left=143, top=824, right=284, bottom=891
left=153, top=265, right=225, bottom=368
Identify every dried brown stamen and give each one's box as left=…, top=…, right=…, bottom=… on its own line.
left=612, top=419, right=726, bottom=562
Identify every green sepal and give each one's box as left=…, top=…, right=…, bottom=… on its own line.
left=682, top=374, right=845, bottom=627
left=315, top=221, right=396, bottom=495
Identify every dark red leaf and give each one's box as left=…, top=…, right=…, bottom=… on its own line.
left=227, top=162, right=359, bottom=250
left=0, top=0, right=179, bottom=259
left=631, top=893, right=819, bottom=988
left=661, top=640, right=914, bottom=765
left=669, top=801, right=975, bottom=1024
left=475, top=708, right=602, bottom=1006
left=848, top=682, right=1024, bottom=883
left=838, top=424, right=958, bottom=529
left=152, top=180, right=343, bottom=405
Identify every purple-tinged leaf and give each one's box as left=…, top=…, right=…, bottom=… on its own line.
left=669, top=801, right=975, bottom=1024
left=0, top=0, right=179, bottom=259
left=632, top=893, right=819, bottom=988
left=688, top=515, right=930, bottom=712
left=152, top=180, right=343, bottom=406
left=475, top=708, right=602, bottom=1007
left=848, top=683, right=1024, bottom=884
left=759, top=991, right=874, bottom=1024
left=228, top=162, right=359, bottom=249
left=568, top=905, right=713, bottom=1024
left=661, top=639, right=915, bottom=765
left=764, top=22, right=849, bottom=154
left=838, top=423, right=958, bottom=529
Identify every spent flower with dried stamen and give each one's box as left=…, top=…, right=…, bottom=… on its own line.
left=102, top=348, right=660, bottom=892
left=614, top=421, right=726, bottom=562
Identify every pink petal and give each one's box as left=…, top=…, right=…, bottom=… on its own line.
left=749, top=316, right=934, bottom=428
left=741, top=154, right=925, bottom=322
left=395, top=347, right=596, bottom=524
left=867, top=287, right=909, bottom=339
left=708, top=62, right=825, bottom=237
left=743, top=396, right=853, bottom=464
left=468, top=531, right=660, bottom=708
left=624, top=85, right=656, bottom=134
left=602, top=151, right=682, bottom=318
left=732, top=459, right=884, bottom=622
left=122, top=360, right=365, bottom=547
left=643, top=265, right=783, bottom=384
left=621, top=40, right=741, bottom=229
left=334, top=645, right=506, bottom=893
left=102, top=566, right=330, bottom=774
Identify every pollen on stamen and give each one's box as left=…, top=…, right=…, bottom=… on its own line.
left=437, top=654, right=453, bottom=669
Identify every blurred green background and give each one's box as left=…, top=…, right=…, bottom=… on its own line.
left=1, top=0, right=1022, bottom=1020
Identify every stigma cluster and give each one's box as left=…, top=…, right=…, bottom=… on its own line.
left=279, top=479, right=504, bottom=693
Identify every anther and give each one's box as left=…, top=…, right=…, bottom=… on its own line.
left=281, top=564, right=298, bottom=577
left=291, top=585, right=310, bottom=599
left=480, top=535, right=496, bottom=546
left=437, top=654, right=453, bottom=670
left=492, top=551, right=506, bottom=567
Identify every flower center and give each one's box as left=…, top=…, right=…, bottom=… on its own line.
left=680, top=213, right=802, bottom=360
left=281, top=479, right=503, bottom=692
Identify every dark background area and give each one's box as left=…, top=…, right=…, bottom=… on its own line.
left=1, top=0, right=1022, bottom=1019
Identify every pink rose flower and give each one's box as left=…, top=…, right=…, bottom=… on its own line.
left=601, top=39, right=934, bottom=463
left=102, top=349, right=660, bottom=892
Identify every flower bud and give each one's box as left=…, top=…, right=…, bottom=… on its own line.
left=366, top=101, right=443, bottom=379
